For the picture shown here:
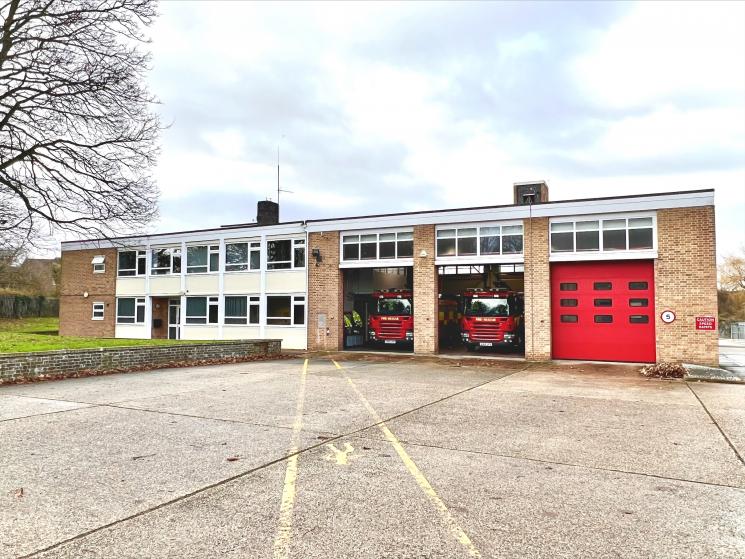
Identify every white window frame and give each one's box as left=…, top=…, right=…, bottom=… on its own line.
left=150, top=246, right=181, bottom=275
left=224, top=294, right=260, bottom=325
left=266, top=294, right=306, bottom=327
left=434, top=221, right=524, bottom=265
left=225, top=240, right=261, bottom=272
left=117, top=249, right=147, bottom=277
left=339, top=228, right=415, bottom=268
left=549, top=211, right=658, bottom=262
left=185, top=295, right=219, bottom=325
left=116, top=297, right=145, bottom=324
left=267, top=238, right=306, bottom=271
left=91, top=255, right=105, bottom=274
left=186, top=244, right=220, bottom=274
left=91, top=302, right=105, bottom=320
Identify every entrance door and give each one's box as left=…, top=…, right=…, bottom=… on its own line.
left=168, top=299, right=181, bottom=340
left=551, top=260, right=655, bottom=363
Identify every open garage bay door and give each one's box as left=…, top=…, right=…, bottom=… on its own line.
left=551, top=260, right=655, bottom=363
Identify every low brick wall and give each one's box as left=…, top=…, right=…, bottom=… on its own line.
left=0, top=340, right=281, bottom=383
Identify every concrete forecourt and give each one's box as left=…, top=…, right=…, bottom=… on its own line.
left=1, top=357, right=744, bottom=558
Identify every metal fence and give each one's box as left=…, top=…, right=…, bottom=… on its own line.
left=732, top=322, right=745, bottom=340
left=0, top=296, right=59, bottom=319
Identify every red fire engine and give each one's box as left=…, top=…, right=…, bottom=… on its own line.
left=460, top=288, right=524, bottom=351
left=368, top=289, right=413, bottom=346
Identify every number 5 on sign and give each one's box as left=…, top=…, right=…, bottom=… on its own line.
left=660, top=310, right=676, bottom=324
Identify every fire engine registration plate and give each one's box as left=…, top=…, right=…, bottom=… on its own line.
left=479, top=342, right=493, bottom=347
left=384, top=340, right=396, bottom=344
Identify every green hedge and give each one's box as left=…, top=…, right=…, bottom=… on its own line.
left=0, top=296, right=59, bottom=319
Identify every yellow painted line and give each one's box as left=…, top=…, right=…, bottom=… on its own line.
left=332, top=360, right=481, bottom=558
left=273, top=358, right=308, bottom=559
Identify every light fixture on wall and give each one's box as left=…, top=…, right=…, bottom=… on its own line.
left=311, top=248, right=322, bottom=265
left=419, top=250, right=428, bottom=258
left=82, top=291, right=89, bottom=298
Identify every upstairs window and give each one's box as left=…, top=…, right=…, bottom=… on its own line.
left=151, top=247, right=181, bottom=275
left=118, top=250, right=146, bottom=276
left=91, top=255, right=105, bottom=274
left=551, top=216, right=654, bottom=254
left=436, top=224, right=523, bottom=257
left=267, top=238, right=305, bottom=270
left=225, top=241, right=260, bottom=272
left=186, top=245, right=219, bottom=274
left=342, top=231, right=414, bottom=261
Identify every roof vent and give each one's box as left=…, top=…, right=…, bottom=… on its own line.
left=514, top=181, right=549, bottom=205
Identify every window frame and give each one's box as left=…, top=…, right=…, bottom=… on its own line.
left=186, top=244, right=220, bottom=274
left=267, top=238, right=306, bottom=271
left=339, top=228, right=415, bottom=268
left=224, top=295, right=260, bottom=326
left=185, top=296, right=219, bottom=325
left=549, top=212, right=657, bottom=261
left=225, top=239, right=261, bottom=272
left=91, top=255, right=106, bottom=274
left=116, top=297, right=145, bottom=324
left=117, top=249, right=147, bottom=277
left=91, top=302, right=105, bottom=320
left=434, top=221, right=524, bottom=264
left=150, top=246, right=182, bottom=275
left=265, top=294, right=306, bottom=327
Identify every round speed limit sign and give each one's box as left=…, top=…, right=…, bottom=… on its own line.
left=660, top=310, right=676, bottom=324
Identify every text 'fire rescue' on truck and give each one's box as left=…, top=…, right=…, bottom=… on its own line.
left=368, top=289, right=413, bottom=346
left=460, top=288, right=525, bottom=351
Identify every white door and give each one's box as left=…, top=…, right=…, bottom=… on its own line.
left=168, top=300, right=181, bottom=340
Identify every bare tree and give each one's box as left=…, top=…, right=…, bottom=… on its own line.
left=0, top=0, right=160, bottom=248
left=719, top=249, right=745, bottom=291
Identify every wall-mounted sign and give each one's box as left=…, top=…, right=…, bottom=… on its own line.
left=695, top=316, right=716, bottom=331
left=660, top=310, right=676, bottom=324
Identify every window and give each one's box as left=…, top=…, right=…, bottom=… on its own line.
left=594, top=315, right=613, bottom=323
left=225, top=241, right=260, bottom=272
left=185, top=296, right=218, bottom=324
left=91, top=255, right=105, bottom=273
left=268, top=239, right=305, bottom=270
left=342, top=231, right=414, bottom=261
left=118, top=250, right=147, bottom=276
left=224, top=295, right=260, bottom=325
left=594, top=298, right=612, bottom=307
left=550, top=216, right=655, bottom=254
left=151, top=247, right=181, bottom=275
left=629, top=298, right=648, bottom=307
left=594, top=282, right=612, bottom=290
left=266, top=295, right=305, bottom=325
left=559, top=282, right=577, bottom=291
left=630, top=315, right=649, bottom=324
left=560, top=299, right=578, bottom=307
left=560, top=315, right=578, bottom=323
left=92, top=302, right=105, bottom=320
left=117, top=297, right=145, bottom=324
left=629, top=281, right=648, bottom=290
left=186, top=245, right=219, bottom=274
left=436, top=224, right=523, bottom=257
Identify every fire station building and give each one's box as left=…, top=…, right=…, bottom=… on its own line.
left=59, top=183, right=718, bottom=366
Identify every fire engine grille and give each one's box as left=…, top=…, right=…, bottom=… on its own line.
left=471, top=321, right=504, bottom=342
left=379, top=321, right=405, bottom=339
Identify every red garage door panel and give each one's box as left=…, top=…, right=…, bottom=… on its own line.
left=551, top=260, right=655, bottom=363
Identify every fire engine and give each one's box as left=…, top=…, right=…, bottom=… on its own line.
left=368, top=289, right=413, bottom=346
left=460, top=288, right=524, bottom=351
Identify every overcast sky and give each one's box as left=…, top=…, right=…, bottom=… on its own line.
left=145, top=1, right=744, bottom=259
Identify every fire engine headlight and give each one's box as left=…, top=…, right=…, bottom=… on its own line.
left=405, top=330, right=413, bottom=340
left=369, top=331, right=376, bottom=339
left=461, top=332, right=470, bottom=340
left=504, top=333, right=514, bottom=340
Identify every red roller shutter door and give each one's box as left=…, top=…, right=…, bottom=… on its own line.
left=551, top=260, right=655, bottom=363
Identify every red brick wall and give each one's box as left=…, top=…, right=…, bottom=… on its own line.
left=655, top=206, right=718, bottom=366
left=413, top=225, right=438, bottom=354
left=307, top=231, right=344, bottom=351
left=59, top=248, right=117, bottom=337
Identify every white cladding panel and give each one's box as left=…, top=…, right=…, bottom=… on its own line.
left=266, top=270, right=306, bottom=293
left=116, top=277, right=147, bottom=296
left=222, top=326, right=261, bottom=340
left=185, top=274, right=219, bottom=295
left=149, top=276, right=181, bottom=295
left=180, top=325, right=220, bottom=340
left=115, top=324, right=149, bottom=339
left=265, top=326, right=306, bottom=350
left=224, top=273, right=261, bottom=294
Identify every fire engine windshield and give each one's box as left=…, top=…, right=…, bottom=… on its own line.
left=376, top=298, right=412, bottom=316
left=465, top=298, right=510, bottom=317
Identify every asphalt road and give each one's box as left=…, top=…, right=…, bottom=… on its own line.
left=1, top=357, right=744, bottom=558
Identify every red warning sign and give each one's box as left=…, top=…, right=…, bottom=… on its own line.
left=695, top=316, right=716, bottom=331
